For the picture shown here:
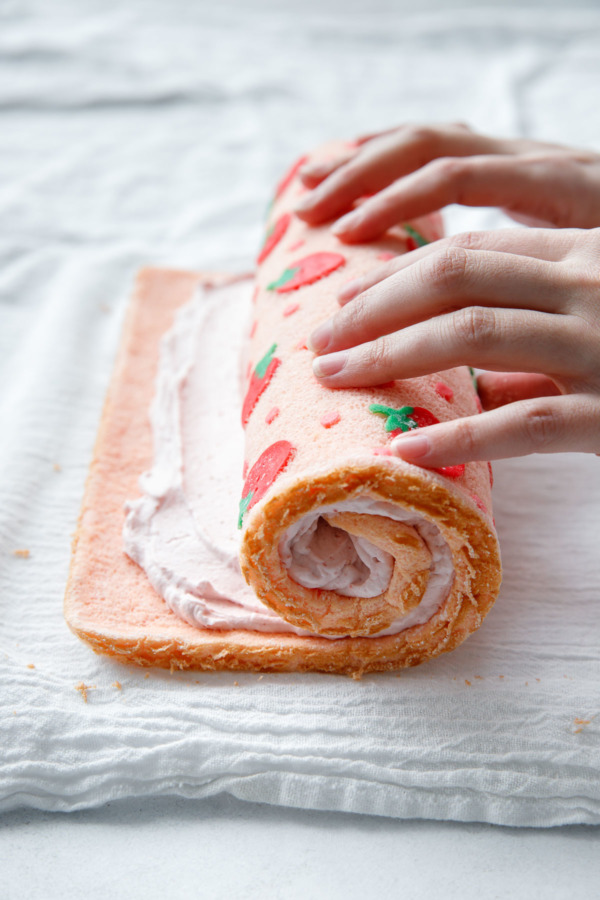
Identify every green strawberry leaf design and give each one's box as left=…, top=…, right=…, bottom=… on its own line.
left=238, top=491, right=253, bottom=529
left=369, top=404, right=418, bottom=433
left=267, top=266, right=299, bottom=291
left=403, top=224, right=429, bottom=247
left=255, top=343, right=277, bottom=379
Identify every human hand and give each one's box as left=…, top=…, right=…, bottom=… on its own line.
left=295, top=123, right=600, bottom=238
left=308, top=227, right=600, bottom=463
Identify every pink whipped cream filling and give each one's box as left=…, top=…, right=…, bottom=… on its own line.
left=123, top=280, right=454, bottom=637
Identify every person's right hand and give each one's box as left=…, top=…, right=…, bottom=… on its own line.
left=307, top=225, right=600, bottom=463
left=294, top=123, right=600, bottom=240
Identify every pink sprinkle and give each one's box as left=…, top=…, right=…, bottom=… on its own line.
left=265, top=406, right=280, bottom=425
left=283, top=302, right=300, bottom=317
left=470, top=492, right=488, bottom=515
left=245, top=361, right=251, bottom=381
left=435, top=381, right=454, bottom=402
left=288, top=239, right=305, bottom=252
left=474, top=395, right=483, bottom=414
left=376, top=251, right=395, bottom=261
left=320, top=411, right=341, bottom=429
left=295, top=338, right=308, bottom=350
left=251, top=286, right=259, bottom=305
left=488, top=461, right=494, bottom=487
left=373, top=445, right=393, bottom=456
left=242, top=460, right=249, bottom=478
left=296, top=185, right=309, bottom=196
left=249, top=320, right=258, bottom=339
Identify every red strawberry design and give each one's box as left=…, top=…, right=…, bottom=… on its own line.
left=369, top=404, right=439, bottom=436
left=257, top=213, right=291, bottom=264
left=370, top=404, right=466, bottom=478
left=275, top=155, right=309, bottom=200
left=430, top=464, right=465, bottom=479
left=267, top=252, right=346, bottom=293
left=242, top=344, right=281, bottom=426
left=238, top=440, right=296, bottom=528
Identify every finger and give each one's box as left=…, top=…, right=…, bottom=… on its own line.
left=311, top=308, right=590, bottom=387
left=336, top=228, right=574, bottom=306
left=476, top=372, right=562, bottom=410
left=295, top=124, right=502, bottom=225
left=309, top=249, right=573, bottom=356
left=389, top=394, right=600, bottom=465
left=330, top=153, right=587, bottom=243
left=353, top=126, right=403, bottom=146
left=299, top=129, right=406, bottom=188
left=299, top=149, right=357, bottom=189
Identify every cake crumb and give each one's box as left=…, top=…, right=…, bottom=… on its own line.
left=233, top=681, right=240, bottom=687
left=75, top=682, right=95, bottom=703
left=27, top=664, right=35, bottom=669
left=475, top=675, right=483, bottom=680
left=499, top=675, right=504, bottom=680
left=351, top=669, right=364, bottom=681
left=257, top=675, right=264, bottom=681
left=536, top=678, right=541, bottom=682
left=53, top=462, right=62, bottom=472
left=465, top=679, right=472, bottom=686
left=573, top=716, right=595, bottom=734
left=144, top=673, right=150, bottom=679
left=113, top=681, right=122, bottom=690
left=14, top=549, right=30, bottom=559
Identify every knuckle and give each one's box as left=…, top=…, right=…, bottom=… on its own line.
left=363, top=336, right=392, bottom=370
left=448, top=230, right=484, bottom=252
left=520, top=404, right=561, bottom=449
left=424, top=247, right=469, bottom=292
left=342, top=292, right=369, bottom=332
left=429, top=155, right=467, bottom=182
left=568, top=315, right=600, bottom=371
left=452, top=418, right=479, bottom=457
left=451, top=306, right=497, bottom=349
left=405, top=123, right=436, bottom=146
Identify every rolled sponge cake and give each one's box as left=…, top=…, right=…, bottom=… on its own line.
left=64, top=142, right=501, bottom=675
left=238, top=141, right=501, bottom=661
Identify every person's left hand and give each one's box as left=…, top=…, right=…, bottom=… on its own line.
left=308, top=227, right=600, bottom=464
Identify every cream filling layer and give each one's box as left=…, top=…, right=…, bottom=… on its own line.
left=123, top=280, right=454, bottom=638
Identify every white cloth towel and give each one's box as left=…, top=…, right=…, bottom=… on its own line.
left=1, top=0, right=600, bottom=825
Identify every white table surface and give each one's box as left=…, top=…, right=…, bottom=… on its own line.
left=2, top=0, right=600, bottom=893
left=2, top=794, right=600, bottom=899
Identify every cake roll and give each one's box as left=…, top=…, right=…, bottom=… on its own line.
left=238, top=142, right=501, bottom=664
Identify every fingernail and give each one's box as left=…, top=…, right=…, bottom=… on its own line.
left=312, top=352, right=348, bottom=378
left=332, top=212, right=360, bottom=234
left=308, top=321, right=332, bottom=352
left=391, top=434, right=431, bottom=460
left=337, top=279, right=361, bottom=304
